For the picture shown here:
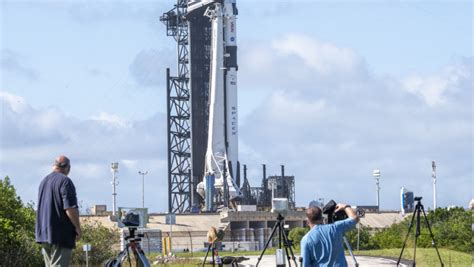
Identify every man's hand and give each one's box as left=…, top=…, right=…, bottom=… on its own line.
left=75, top=227, right=82, bottom=241
left=65, top=208, right=82, bottom=242
left=335, top=203, right=359, bottom=222
left=335, top=203, right=348, bottom=213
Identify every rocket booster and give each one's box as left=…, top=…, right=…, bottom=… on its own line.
left=199, top=0, right=242, bottom=206
left=223, top=0, right=238, bottom=182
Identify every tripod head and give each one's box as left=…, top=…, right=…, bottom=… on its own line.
left=125, top=227, right=144, bottom=243
left=276, top=213, right=285, bottom=221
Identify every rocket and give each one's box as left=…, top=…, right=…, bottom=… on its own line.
left=196, top=0, right=242, bottom=209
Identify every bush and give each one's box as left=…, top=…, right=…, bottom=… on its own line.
left=288, top=227, right=309, bottom=249
left=369, top=207, right=472, bottom=253
left=345, top=225, right=378, bottom=250
left=0, top=176, right=43, bottom=266
left=71, top=218, right=120, bottom=265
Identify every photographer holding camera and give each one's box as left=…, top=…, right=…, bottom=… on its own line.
left=300, top=203, right=359, bottom=267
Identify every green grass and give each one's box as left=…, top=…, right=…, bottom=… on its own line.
left=147, top=248, right=472, bottom=266
left=355, top=248, right=472, bottom=267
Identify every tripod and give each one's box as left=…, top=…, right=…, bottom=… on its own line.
left=105, top=227, right=151, bottom=267
left=202, top=242, right=220, bottom=267
left=396, top=197, right=443, bottom=267
left=343, top=236, right=359, bottom=267
left=256, top=213, right=298, bottom=267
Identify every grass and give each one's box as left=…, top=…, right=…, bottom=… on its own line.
left=355, top=248, right=472, bottom=267
left=148, top=248, right=472, bottom=266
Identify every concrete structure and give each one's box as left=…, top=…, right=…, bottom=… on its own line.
left=90, top=204, right=108, bottom=215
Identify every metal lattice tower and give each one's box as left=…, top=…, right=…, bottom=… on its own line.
left=161, top=0, right=191, bottom=213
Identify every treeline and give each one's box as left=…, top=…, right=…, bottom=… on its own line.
left=289, top=207, right=473, bottom=253
left=0, top=176, right=119, bottom=266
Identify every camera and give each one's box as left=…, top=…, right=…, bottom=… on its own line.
left=322, top=200, right=348, bottom=223
left=272, top=198, right=289, bottom=215
left=414, top=196, right=422, bottom=201
left=116, top=207, right=148, bottom=228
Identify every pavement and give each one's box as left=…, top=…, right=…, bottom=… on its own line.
left=210, top=255, right=408, bottom=267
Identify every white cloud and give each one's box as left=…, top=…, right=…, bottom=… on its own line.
left=239, top=47, right=472, bottom=209
left=0, top=91, right=30, bottom=113
left=273, top=34, right=364, bottom=76
left=240, top=34, right=369, bottom=91
left=90, top=112, right=129, bottom=128
left=402, top=58, right=472, bottom=106
left=1, top=91, right=168, bottom=211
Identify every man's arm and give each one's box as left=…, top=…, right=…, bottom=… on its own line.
left=335, top=203, right=359, bottom=223
left=65, top=208, right=81, bottom=240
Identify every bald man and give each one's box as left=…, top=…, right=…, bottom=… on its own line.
left=36, top=156, right=81, bottom=267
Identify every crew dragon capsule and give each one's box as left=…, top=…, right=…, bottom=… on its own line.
left=192, top=0, right=242, bottom=210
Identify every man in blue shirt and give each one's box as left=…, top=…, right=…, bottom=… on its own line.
left=36, top=156, right=81, bottom=267
left=300, top=203, right=359, bottom=267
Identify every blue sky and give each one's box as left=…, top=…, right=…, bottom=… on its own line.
left=1, top=0, right=472, bottom=213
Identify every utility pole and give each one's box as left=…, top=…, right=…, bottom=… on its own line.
left=139, top=171, right=148, bottom=208
left=432, top=161, right=437, bottom=210
left=373, top=169, right=381, bottom=211
left=111, top=162, right=119, bottom=217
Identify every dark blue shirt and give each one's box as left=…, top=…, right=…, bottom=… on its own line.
left=35, top=171, right=78, bottom=249
left=301, top=218, right=357, bottom=267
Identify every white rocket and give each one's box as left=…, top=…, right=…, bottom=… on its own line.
left=195, top=0, right=242, bottom=208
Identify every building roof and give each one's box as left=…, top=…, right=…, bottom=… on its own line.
left=359, top=212, right=405, bottom=228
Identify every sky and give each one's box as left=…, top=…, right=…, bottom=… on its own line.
left=1, top=0, right=472, bottom=213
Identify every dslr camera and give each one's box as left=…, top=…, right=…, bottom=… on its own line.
left=116, top=207, right=148, bottom=228
left=322, top=200, right=348, bottom=223
left=322, top=200, right=365, bottom=224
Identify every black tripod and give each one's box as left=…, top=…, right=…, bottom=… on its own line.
left=105, top=227, right=151, bottom=267
left=256, top=213, right=298, bottom=267
left=397, top=197, right=443, bottom=267
left=202, top=242, right=221, bottom=267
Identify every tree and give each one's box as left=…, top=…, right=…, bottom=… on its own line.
left=288, top=227, right=309, bottom=249
left=0, top=176, right=43, bottom=266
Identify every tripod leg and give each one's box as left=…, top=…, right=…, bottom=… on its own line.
left=132, top=244, right=151, bottom=267
left=343, top=236, right=359, bottom=267
left=280, top=223, right=298, bottom=267
left=202, top=243, right=212, bottom=267
left=397, top=207, right=417, bottom=266
left=413, top=227, right=418, bottom=267
left=256, top=222, right=280, bottom=267
left=421, top=207, right=444, bottom=266
left=125, top=245, right=132, bottom=267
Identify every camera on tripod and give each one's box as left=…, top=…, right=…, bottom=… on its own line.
left=116, top=207, right=148, bottom=228
left=105, top=208, right=151, bottom=267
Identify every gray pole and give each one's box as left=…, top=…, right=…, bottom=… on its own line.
left=111, top=163, right=119, bottom=217
left=357, top=223, right=360, bottom=251
left=432, top=161, right=437, bottom=209
left=373, top=169, right=381, bottom=212
left=139, top=171, right=148, bottom=208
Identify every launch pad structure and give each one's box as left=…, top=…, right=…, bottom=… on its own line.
left=161, top=0, right=296, bottom=213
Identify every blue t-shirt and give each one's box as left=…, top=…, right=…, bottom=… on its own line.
left=35, top=172, right=78, bottom=249
left=301, top=218, right=357, bottom=267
